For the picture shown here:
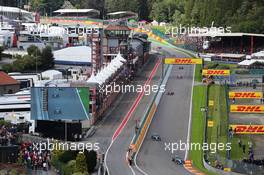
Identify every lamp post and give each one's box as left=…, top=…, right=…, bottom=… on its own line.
left=64, top=121, right=67, bottom=141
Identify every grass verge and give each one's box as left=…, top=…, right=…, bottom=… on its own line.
left=195, top=64, right=202, bottom=82
left=207, top=85, right=228, bottom=161
left=189, top=85, right=217, bottom=175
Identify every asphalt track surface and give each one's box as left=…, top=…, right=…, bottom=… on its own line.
left=134, top=46, right=194, bottom=175
left=84, top=54, right=164, bottom=174
left=31, top=88, right=88, bottom=120
left=85, top=44, right=194, bottom=175
left=105, top=58, right=163, bottom=175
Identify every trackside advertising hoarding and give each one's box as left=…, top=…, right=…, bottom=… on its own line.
left=164, top=58, right=203, bottom=64
left=229, top=92, right=263, bottom=99
left=202, top=69, right=230, bottom=76
left=230, top=105, right=264, bottom=113
left=230, top=125, right=264, bottom=134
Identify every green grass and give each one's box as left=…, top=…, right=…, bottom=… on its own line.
left=189, top=85, right=218, bottom=175
left=195, top=64, right=202, bottom=82
left=229, top=135, right=253, bottom=160
left=77, top=87, right=90, bottom=113
left=207, top=85, right=228, bottom=161
left=206, top=85, right=253, bottom=163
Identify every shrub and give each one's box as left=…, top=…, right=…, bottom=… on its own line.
left=84, top=150, right=97, bottom=173
left=75, top=153, right=88, bottom=174
left=59, top=150, right=78, bottom=163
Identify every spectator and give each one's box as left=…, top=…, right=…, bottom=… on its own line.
left=19, top=141, right=51, bottom=171
left=242, top=144, right=246, bottom=154
left=232, top=98, right=235, bottom=104
left=228, top=127, right=234, bottom=138
left=238, top=139, right=242, bottom=148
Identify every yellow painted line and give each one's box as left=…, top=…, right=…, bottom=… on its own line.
left=134, top=103, right=157, bottom=151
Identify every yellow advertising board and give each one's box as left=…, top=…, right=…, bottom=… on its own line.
left=164, top=58, right=203, bottom=65
left=230, top=125, right=264, bottom=134
left=209, top=100, right=214, bottom=106
left=202, top=69, right=230, bottom=76
left=230, top=105, right=264, bottom=113
left=224, top=168, right=231, bottom=172
left=229, top=92, right=263, bottom=99
left=208, top=121, right=214, bottom=127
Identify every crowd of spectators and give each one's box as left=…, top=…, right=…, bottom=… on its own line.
left=176, top=35, right=264, bottom=54
left=0, top=124, right=18, bottom=146
left=19, top=142, right=51, bottom=171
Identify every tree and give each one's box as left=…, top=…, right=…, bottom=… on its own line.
left=40, top=46, right=54, bottom=69
left=27, top=45, right=41, bottom=57
left=2, top=64, right=13, bottom=73
left=65, top=160, right=77, bottom=175
left=84, top=150, right=97, bottom=173
left=75, top=153, right=88, bottom=174
left=30, top=0, right=64, bottom=15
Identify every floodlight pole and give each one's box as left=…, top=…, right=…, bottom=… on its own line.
left=65, top=121, right=67, bottom=141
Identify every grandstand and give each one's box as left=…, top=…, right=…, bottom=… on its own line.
left=106, top=11, right=138, bottom=23
left=0, top=5, right=34, bottom=22
left=53, top=9, right=100, bottom=19
left=188, top=33, right=264, bottom=55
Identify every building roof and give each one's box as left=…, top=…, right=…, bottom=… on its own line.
left=0, top=71, right=20, bottom=85
left=105, top=25, right=131, bottom=31
left=107, top=11, right=137, bottom=16
left=54, top=9, right=100, bottom=14
left=217, top=53, right=245, bottom=59
left=0, top=6, right=31, bottom=14
left=252, top=51, right=264, bottom=57
left=238, top=59, right=264, bottom=66
left=53, top=46, right=92, bottom=66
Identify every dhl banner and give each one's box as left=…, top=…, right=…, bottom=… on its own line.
left=230, top=125, right=264, bottom=134
left=202, top=69, right=230, bottom=76
left=229, top=92, right=263, bottom=99
left=230, top=105, right=264, bottom=113
left=164, top=58, right=203, bottom=65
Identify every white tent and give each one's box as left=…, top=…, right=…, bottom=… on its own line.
left=87, top=73, right=102, bottom=84
left=86, top=54, right=126, bottom=85
left=41, top=70, right=62, bottom=80
left=151, top=20, right=159, bottom=26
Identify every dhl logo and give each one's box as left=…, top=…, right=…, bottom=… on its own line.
left=230, top=125, right=264, bottom=134
left=202, top=69, right=230, bottom=76
left=229, top=92, right=263, bottom=99
left=230, top=105, right=264, bottom=113
left=164, top=58, right=203, bottom=65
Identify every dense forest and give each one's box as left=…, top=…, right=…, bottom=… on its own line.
left=1, top=0, right=263, bottom=33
